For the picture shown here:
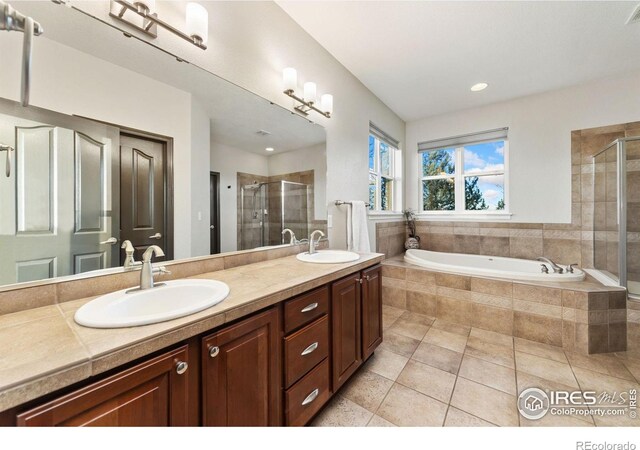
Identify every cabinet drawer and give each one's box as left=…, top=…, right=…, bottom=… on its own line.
left=284, top=315, right=329, bottom=388
left=285, top=358, right=330, bottom=426
left=283, top=286, right=329, bottom=334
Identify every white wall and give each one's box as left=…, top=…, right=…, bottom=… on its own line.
left=210, top=141, right=269, bottom=253
left=74, top=0, right=406, bottom=250
left=268, top=143, right=327, bottom=221
left=190, top=100, right=211, bottom=256
left=0, top=34, right=202, bottom=259
left=406, top=71, right=640, bottom=223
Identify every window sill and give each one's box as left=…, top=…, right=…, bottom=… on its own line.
left=367, top=211, right=404, bottom=219
left=416, top=212, right=513, bottom=221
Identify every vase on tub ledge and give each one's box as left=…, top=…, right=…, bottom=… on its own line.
left=402, top=208, right=420, bottom=250
left=405, top=235, right=420, bottom=250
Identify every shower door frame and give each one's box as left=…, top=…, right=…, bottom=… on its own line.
left=592, top=137, right=634, bottom=291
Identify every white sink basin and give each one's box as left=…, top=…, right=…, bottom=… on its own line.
left=296, top=250, right=360, bottom=264
left=74, top=279, right=230, bottom=328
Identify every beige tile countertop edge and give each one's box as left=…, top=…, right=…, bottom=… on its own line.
left=0, top=253, right=384, bottom=413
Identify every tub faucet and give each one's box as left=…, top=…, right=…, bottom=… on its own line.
left=139, top=245, right=170, bottom=290
left=536, top=257, right=563, bottom=274
left=282, top=228, right=296, bottom=245
left=309, top=230, right=325, bottom=254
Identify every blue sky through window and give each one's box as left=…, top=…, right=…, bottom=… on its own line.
left=463, top=141, right=505, bottom=210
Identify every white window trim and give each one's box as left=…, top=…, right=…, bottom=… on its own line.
left=369, top=133, right=402, bottom=213
left=418, top=140, right=510, bottom=217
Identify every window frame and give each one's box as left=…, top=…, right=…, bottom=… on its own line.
left=369, top=134, right=396, bottom=211
left=418, top=139, right=510, bottom=217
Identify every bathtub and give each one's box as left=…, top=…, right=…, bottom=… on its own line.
left=404, top=249, right=585, bottom=282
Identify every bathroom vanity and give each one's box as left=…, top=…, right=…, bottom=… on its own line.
left=0, top=254, right=383, bottom=427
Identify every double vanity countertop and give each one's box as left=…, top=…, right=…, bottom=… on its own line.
left=0, top=252, right=384, bottom=412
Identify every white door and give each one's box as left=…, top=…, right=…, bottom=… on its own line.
left=0, top=102, right=119, bottom=285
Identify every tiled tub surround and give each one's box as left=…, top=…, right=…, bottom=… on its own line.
left=381, top=258, right=627, bottom=355
left=375, top=221, right=407, bottom=258
left=0, top=241, right=384, bottom=412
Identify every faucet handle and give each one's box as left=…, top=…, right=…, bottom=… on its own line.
left=540, top=264, right=549, bottom=274
left=154, top=266, right=171, bottom=276
left=566, top=263, right=579, bottom=274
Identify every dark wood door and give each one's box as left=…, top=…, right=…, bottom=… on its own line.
left=120, top=134, right=167, bottom=263
left=201, top=307, right=281, bottom=426
left=362, top=265, right=383, bottom=360
left=210, top=172, right=220, bottom=254
left=16, top=346, right=191, bottom=426
left=331, top=274, right=362, bottom=391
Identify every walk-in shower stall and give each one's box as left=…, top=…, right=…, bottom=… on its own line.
left=239, top=180, right=310, bottom=250
left=592, top=137, right=640, bottom=298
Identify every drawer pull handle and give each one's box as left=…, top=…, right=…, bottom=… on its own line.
left=301, top=342, right=319, bottom=356
left=301, top=388, right=319, bottom=406
left=209, top=346, right=220, bottom=358
left=175, top=361, right=188, bottom=375
left=301, top=302, right=318, bottom=313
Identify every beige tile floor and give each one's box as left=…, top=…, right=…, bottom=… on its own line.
left=311, top=305, right=640, bottom=427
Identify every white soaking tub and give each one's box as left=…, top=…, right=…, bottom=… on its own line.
left=404, top=249, right=585, bottom=282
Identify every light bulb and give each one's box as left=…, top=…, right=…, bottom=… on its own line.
left=321, top=94, right=333, bottom=114
left=186, top=3, right=208, bottom=45
left=283, top=68, right=297, bottom=92
left=303, top=82, right=317, bottom=103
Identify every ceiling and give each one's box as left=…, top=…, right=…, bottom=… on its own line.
left=278, top=1, right=640, bottom=122
left=14, top=1, right=326, bottom=155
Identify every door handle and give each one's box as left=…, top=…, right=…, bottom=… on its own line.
left=209, top=225, right=215, bottom=230
left=100, top=237, right=118, bottom=245
left=149, top=232, right=162, bottom=239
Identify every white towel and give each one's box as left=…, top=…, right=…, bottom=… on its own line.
left=347, top=201, right=371, bottom=253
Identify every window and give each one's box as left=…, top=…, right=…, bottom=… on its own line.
left=369, top=123, right=401, bottom=212
left=419, top=128, right=508, bottom=214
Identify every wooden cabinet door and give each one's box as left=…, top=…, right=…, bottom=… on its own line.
left=331, top=274, right=362, bottom=391
left=16, top=346, right=190, bottom=426
left=201, top=307, right=281, bottom=426
left=362, top=265, right=383, bottom=360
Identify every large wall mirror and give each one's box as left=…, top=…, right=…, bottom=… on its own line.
left=0, top=1, right=327, bottom=287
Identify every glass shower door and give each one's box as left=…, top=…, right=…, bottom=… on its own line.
left=626, top=138, right=640, bottom=296
left=281, top=181, right=309, bottom=244
left=593, top=142, right=620, bottom=281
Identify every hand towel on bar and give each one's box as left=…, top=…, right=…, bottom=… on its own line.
left=347, top=200, right=371, bottom=253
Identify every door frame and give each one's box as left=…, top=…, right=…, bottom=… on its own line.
left=210, top=172, right=221, bottom=254
left=76, top=116, right=175, bottom=261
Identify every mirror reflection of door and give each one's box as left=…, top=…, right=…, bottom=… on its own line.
left=210, top=172, right=221, bottom=254
left=119, top=134, right=168, bottom=264
left=0, top=104, right=120, bottom=285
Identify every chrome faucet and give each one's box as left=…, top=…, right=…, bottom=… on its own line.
left=282, top=228, right=296, bottom=245
left=536, top=257, right=563, bottom=274
left=138, top=245, right=169, bottom=290
left=308, top=230, right=325, bottom=254
left=121, top=240, right=140, bottom=269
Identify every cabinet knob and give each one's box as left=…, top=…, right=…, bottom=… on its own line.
left=175, top=361, right=188, bottom=375
left=300, top=302, right=318, bottom=313
left=209, top=346, right=220, bottom=358
left=301, top=388, right=319, bottom=406
left=300, top=342, right=319, bottom=356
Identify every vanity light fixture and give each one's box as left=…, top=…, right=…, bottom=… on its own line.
left=470, top=82, right=488, bottom=92
left=282, top=68, right=333, bottom=118
left=109, top=0, right=209, bottom=50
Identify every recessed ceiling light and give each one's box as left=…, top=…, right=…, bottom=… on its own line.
left=471, top=82, right=488, bottom=92
left=265, top=147, right=274, bottom=152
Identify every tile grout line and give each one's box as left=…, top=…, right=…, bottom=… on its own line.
left=441, top=329, right=469, bottom=427
left=512, top=334, right=520, bottom=427
left=564, top=347, right=598, bottom=427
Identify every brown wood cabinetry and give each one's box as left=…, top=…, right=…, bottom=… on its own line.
left=362, top=265, right=383, bottom=360
left=3, top=262, right=382, bottom=427
left=331, top=273, right=363, bottom=391
left=331, top=265, right=383, bottom=391
left=16, top=346, right=191, bottom=427
left=201, top=307, right=281, bottom=426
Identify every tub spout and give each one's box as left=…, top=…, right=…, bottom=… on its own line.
left=536, top=257, right=563, bottom=274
